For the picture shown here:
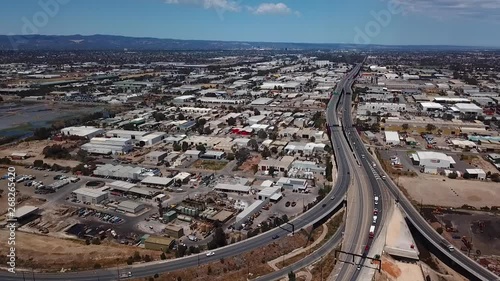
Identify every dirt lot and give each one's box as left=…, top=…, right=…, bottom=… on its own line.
left=0, top=230, right=160, bottom=272
left=239, top=155, right=261, bottom=173
left=398, top=175, right=500, bottom=208
left=192, top=160, right=227, bottom=171
left=0, top=139, right=81, bottom=167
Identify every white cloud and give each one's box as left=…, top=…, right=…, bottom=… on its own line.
left=394, top=0, right=500, bottom=21
left=251, top=3, right=295, bottom=15
left=165, top=0, right=241, bottom=12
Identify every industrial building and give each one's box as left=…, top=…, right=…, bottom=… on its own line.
left=93, top=164, right=160, bottom=180
left=60, top=126, right=105, bottom=139
left=144, top=236, right=175, bottom=251
left=250, top=97, right=273, bottom=105
left=140, top=132, right=167, bottom=146
left=235, top=200, right=266, bottom=228
left=384, top=131, right=401, bottom=145
left=164, top=224, right=184, bottom=238
left=141, top=176, right=173, bottom=188
left=73, top=187, right=109, bottom=204
left=14, top=205, right=39, bottom=220
left=257, top=186, right=282, bottom=202
left=259, top=156, right=294, bottom=172
left=214, top=183, right=251, bottom=194
left=144, top=151, right=168, bottom=165
left=411, top=151, right=455, bottom=169
left=289, top=160, right=325, bottom=174
left=465, top=169, right=486, bottom=180
left=452, top=103, right=483, bottom=118
left=116, top=200, right=145, bottom=214
left=275, top=177, right=308, bottom=191
left=200, top=150, right=226, bottom=160
left=284, top=142, right=326, bottom=155
left=81, top=137, right=133, bottom=155
left=184, top=150, right=201, bottom=159
left=106, top=129, right=150, bottom=142
left=419, top=102, right=443, bottom=112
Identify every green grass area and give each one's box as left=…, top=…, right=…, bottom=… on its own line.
left=192, top=160, right=228, bottom=171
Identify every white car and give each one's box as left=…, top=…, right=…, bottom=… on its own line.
left=206, top=251, right=215, bottom=257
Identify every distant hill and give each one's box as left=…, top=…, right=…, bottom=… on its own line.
left=0, top=34, right=495, bottom=51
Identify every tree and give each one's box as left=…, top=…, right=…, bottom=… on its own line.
left=173, top=143, right=181, bottom=151
left=235, top=148, right=250, bottom=165
left=261, top=147, right=271, bottom=158
left=426, top=123, right=436, bottom=132
left=270, top=146, right=278, bottom=154
left=153, top=112, right=166, bottom=122
left=178, top=113, right=185, bottom=120
left=268, top=166, right=276, bottom=177
left=227, top=117, right=236, bottom=126
left=257, top=129, right=268, bottom=139
left=288, top=271, right=296, bottom=281
left=160, top=253, right=167, bottom=260
left=197, top=118, right=207, bottom=127
left=402, top=123, right=409, bottom=131
left=249, top=139, right=259, bottom=151
left=181, top=141, right=189, bottom=152
left=213, top=227, right=226, bottom=248
left=309, top=136, right=316, bottom=143
left=254, top=109, right=260, bottom=116
left=436, top=227, right=444, bottom=234
left=226, top=153, right=235, bottom=161
left=448, top=172, right=458, bottom=179
left=196, top=144, right=206, bottom=153
left=33, top=127, right=52, bottom=140
left=138, top=141, right=146, bottom=147
left=33, top=159, right=44, bottom=167
left=203, top=126, right=212, bottom=135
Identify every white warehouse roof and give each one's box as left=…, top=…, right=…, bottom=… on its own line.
left=415, top=151, right=456, bottom=164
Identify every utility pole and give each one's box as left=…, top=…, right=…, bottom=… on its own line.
left=31, top=268, right=35, bottom=281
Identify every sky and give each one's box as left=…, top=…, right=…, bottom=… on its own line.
left=1, top=0, right=500, bottom=46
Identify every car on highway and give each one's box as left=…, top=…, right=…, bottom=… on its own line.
left=322, top=204, right=326, bottom=207
left=373, top=208, right=378, bottom=215
left=206, top=251, right=215, bottom=257
left=331, top=196, right=335, bottom=200
left=272, top=234, right=279, bottom=239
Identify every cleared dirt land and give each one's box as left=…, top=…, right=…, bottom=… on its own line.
left=399, top=175, right=500, bottom=208
left=0, top=230, right=160, bottom=272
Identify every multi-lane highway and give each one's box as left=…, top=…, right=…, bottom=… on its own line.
left=325, top=64, right=386, bottom=281
left=342, top=65, right=499, bottom=281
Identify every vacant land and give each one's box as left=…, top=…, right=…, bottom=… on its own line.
left=399, top=175, right=500, bottom=208
left=192, top=160, right=227, bottom=171
left=0, top=139, right=81, bottom=167
left=0, top=230, right=160, bottom=272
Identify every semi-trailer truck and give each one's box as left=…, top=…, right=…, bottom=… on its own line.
left=369, top=225, right=375, bottom=238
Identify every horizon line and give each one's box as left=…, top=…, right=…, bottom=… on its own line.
left=2, top=33, right=500, bottom=49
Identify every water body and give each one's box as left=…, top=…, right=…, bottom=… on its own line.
left=0, top=102, right=103, bottom=138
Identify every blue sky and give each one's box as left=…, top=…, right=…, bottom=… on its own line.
left=1, top=0, right=500, bottom=46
